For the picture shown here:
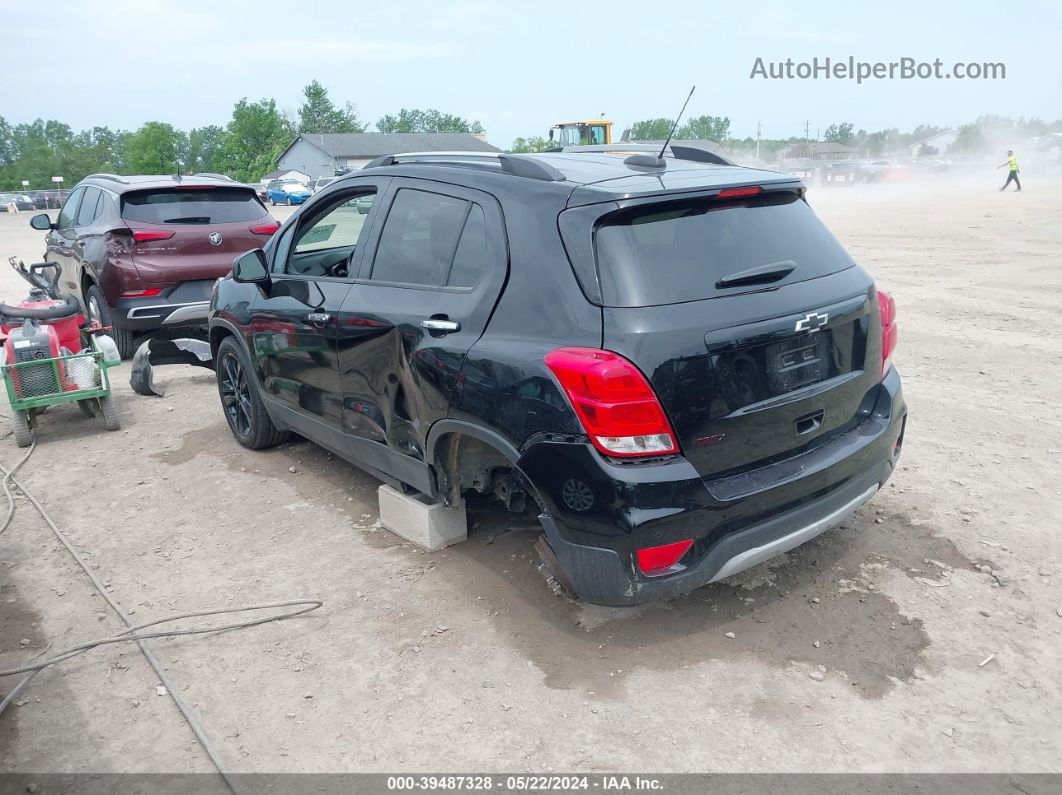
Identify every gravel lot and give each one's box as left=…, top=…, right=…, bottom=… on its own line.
left=0, top=175, right=1060, bottom=775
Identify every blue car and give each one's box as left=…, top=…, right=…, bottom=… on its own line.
left=266, top=181, right=312, bottom=206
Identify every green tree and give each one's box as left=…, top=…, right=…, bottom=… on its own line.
left=186, top=125, right=225, bottom=173
left=678, top=114, right=730, bottom=141
left=823, top=122, right=854, bottom=145
left=297, top=80, right=364, bottom=134
left=126, top=122, right=182, bottom=173
left=0, top=116, right=14, bottom=168
left=628, top=118, right=675, bottom=140
left=507, top=135, right=554, bottom=153
left=216, top=98, right=294, bottom=182
left=950, top=122, right=985, bottom=154
left=375, top=108, right=484, bottom=134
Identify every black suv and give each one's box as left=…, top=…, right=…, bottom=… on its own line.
left=209, top=147, right=906, bottom=606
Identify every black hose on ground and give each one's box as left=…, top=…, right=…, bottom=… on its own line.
left=0, top=432, right=324, bottom=795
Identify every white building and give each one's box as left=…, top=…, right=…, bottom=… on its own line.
left=275, top=133, right=501, bottom=179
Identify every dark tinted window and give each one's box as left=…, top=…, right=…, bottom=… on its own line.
left=57, top=187, right=84, bottom=229
left=121, top=187, right=265, bottom=225
left=448, top=204, right=488, bottom=288
left=371, top=189, right=468, bottom=286
left=76, top=187, right=101, bottom=226
left=593, top=193, right=853, bottom=307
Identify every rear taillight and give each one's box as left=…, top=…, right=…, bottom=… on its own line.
left=250, top=222, right=279, bottom=235
left=637, top=539, right=694, bottom=575
left=132, top=229, right=174, bottom=243
left=878, top=289, right=898, bottom=377
left=121, top=288, right=163, bottom=298
left=544, top=347, right=678, bottom=457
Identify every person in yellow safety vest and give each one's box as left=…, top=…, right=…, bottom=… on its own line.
left=997, top=150, right=1021, bottom=192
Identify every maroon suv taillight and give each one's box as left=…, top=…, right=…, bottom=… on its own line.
left=543, top=347, right=678, bottom=457
left=250, top=222, right=279, bottom=235
left=878, top=289, right=898, bottom=377
left=132, top=229, right=174, bottom=243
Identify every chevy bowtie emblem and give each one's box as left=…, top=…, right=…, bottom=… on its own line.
left=795, top=311, right=829, bottom=333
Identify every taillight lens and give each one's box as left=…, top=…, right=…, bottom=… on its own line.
left=250, top=222, right=279, bottom=235
left=878, top=289, right=898, bottom=377
left=121, top=288, right=163, bottom=298
left=544, top=347, right=678, bottom=457
left=132, top=229, right=174, bottom=243
left=717, top=186, right=763, bottom=199
left=637, top=539, right=694, bottom=575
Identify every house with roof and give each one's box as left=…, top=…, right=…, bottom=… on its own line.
left=909, top=129, right=958, bottom=157
left=274, top=133, right=502, bottom=179
left=258, top=168, right=311, bottom=186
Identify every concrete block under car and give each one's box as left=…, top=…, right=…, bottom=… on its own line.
left=378, top=485, right=467, bottom=551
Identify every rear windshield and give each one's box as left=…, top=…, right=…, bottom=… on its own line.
left=121, top=188, right=264, bottom=225
left=593, top=193, right=853, bottom=307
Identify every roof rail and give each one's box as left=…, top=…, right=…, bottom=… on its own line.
left=562, top=143, right=736, bottom=167
left=363, top=151, right=565, bottom=182
left=85, top=173, right=129, bottom=184
left=190, top=172, right=235, bottom=181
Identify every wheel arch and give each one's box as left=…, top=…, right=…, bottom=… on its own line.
left=426, top=420, right=542, bottom=508
left=80, top=268, right=96, bottom=307
left=209, top=318, right=243, bottom=359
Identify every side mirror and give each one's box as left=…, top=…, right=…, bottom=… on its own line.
left=232, top=249, right=269, bottom=284
left=30, top=213, right=53, bottom=231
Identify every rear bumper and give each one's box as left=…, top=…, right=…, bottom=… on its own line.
left=524, top=368, right=907, bottom=606
left=111, top=280, right=215, bottom=331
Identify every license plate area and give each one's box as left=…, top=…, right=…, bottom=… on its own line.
left=767, top=332, right=830, bottom=394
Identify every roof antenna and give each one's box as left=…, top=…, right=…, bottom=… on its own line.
left=625, top=85, right=696, bottom=170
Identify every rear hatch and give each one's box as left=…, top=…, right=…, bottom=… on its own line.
left=121, top=185, right=274, bottom=285
left=573, top=188, right=881, bottom=480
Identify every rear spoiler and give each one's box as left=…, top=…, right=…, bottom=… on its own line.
left=561, top=143, right=737, bottom=167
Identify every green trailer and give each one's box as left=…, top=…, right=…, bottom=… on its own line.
left=2, top=334, right=121, bottom=447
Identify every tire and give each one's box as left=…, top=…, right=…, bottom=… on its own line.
left=85, top=284, right=137, bottom=359
left=216, top=337, right=289, bottom=450
left=286, top=196, right=293, bottom=206
left=77, top=399, right=96, bottom=417
left=270, top=196, right=276, bottom=206
left=11, top=410, right=32, bottom=448
left=97, top=395, right=120, bottom=431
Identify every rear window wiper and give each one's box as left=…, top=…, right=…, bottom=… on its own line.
left=715, top=260, right=796, bottom=289
left=163, top=216, right=211, bottom=224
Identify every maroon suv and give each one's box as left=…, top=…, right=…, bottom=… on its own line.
left=30, top=173, right=277, bottom=358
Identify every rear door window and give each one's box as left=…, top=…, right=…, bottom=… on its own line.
left=121, top=187, right=264, bottom=225
left=76, top=187, right=101, bottom=226
left=591, top=193, right=854, bottom=307
left=447, top=204, right=488, bottom=288
left=370, top=189, right=469, bottom=287
left=57, top=187, right=84, bottom=230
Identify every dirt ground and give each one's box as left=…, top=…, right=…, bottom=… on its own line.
left=0, top=174, right=1060, bottom=776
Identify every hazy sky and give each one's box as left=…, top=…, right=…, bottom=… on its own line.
left=2, top=0, right=1060, bottom=146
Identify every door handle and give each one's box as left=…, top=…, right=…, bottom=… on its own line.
left=307, top=311, right=332, bottom=327
left=420, top=318, right=460, bottom=333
